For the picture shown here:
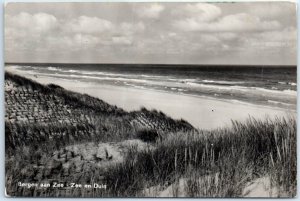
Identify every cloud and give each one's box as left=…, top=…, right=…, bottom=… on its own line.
left=217, top=33, right=238, bottom=41
left=5, top=12, right=146, bottom=52
left=112, top=36, right=133, bottom=45
left=199, top=34, right=220, bottom=44
left=65, top=16, right=145, bottom=36
left=258, top=27, right=296, bottom=43
left=247, top=3, right=296, bottom=19
left=174, top=3, right=222, bottom=22
left=65, top=16, right=114, bottom=34
left=120, top=22, right=145, bottom=36
left=249, top=5, right=282, bottom=19
left=72, top=34, right=101, bottom=48
left=4, top=3, right=297, bottom=65
left=243, top=27, right=297, bottom=49
left=5, top=12, right=59, bottom=52
left=135, top=3, right=165, bottom=19
left=173, top=13, right=281, bottom=32
left=6, top=12, right=58, bottom=34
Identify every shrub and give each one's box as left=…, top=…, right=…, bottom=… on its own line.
left=136, top=129, right=160, bottom=143
left=47, top=84, right=63, bottom=89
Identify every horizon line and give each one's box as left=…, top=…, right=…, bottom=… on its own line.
left=4, top=62, right=297, bottom=67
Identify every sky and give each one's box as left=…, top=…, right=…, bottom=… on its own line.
left=4, top=2, right=297, bottom=65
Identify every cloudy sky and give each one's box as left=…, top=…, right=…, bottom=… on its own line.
left=5, top=2, right=297, bottom=65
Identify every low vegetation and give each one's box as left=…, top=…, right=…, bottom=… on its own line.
left=103, top=117, right=296, bottom=197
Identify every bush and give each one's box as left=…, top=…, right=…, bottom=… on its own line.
left=47, top=83, right=63, bottom=89
left=136, top=129, right=160, bottom=143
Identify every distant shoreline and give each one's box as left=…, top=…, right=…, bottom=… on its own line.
left=5, top=62, right=297, bottom=68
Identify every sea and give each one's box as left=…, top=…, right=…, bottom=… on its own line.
left=5, top=63, right=297, bottom=111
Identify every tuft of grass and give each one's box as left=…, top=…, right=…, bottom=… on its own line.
left=268, top=117, right=297, bottom=196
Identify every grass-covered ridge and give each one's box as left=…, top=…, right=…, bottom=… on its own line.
left=5, top=72, right=193, bottom=150
left=5, top=72, right=296, bottom=197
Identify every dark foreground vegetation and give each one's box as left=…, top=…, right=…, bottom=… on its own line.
left=104, top=117, right=296, bottom=197
left=5, top=72, right=296, bottom=197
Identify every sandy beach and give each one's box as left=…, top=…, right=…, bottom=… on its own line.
left=7, top=68, right=296, bottom=130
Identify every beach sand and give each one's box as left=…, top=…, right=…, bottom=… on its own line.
left=6, top=69, right=296, bottom=130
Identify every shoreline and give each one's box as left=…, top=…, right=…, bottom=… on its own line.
left=5, top=69, right=296, bottom=130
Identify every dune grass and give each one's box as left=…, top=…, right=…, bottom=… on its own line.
left=103, top=116, right=296, bottom=197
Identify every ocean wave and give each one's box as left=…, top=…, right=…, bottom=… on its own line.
left=201, top=80, right=245, bottom=85
left=171, top=78, right=245, bottom=85
left=47, top=67, right=61, bottom=71
left=278, top=81, right=297, bottom=86
left=186, top=82, right=204, bottom=87
left=186, top=82, right=297, bottom=96
left=46, top=67, right=94, bottom=75
left=33, top=73, right=151, bottom=85
left=80, top=71, right=131, bottom=77
left=252, top=87, right=297, bottom=96
left=282, top=89, right=297, bottom=95
left=228, top=99, right=259, bottom=106
left=167, top=78, right=198, bottom=83
left=267, top=100, right=295, bottom=106
left=6, top=65, right=24, bottom=70
left=44, top=67, right=152, bottom=79
left=186, top=82, right=245, bottom=91
left=186, top=82, right=249, bottom=91
left=140, top=74, right=169, bottom=79
left=233, top=86, right=297, bottom=96
left=66, top=74, right=149, bottom=83
left=8, top=65, right=35, bottom=69
left=68, top=70, right=79, bottom=73
left=133, top=85, right=146, bottom=89
left=45, top=67, right=176, bottom=81
left=43, top=67, right=145, bottom=79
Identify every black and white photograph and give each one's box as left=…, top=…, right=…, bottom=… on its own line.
left=4, top=1, right=297, bottom=197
